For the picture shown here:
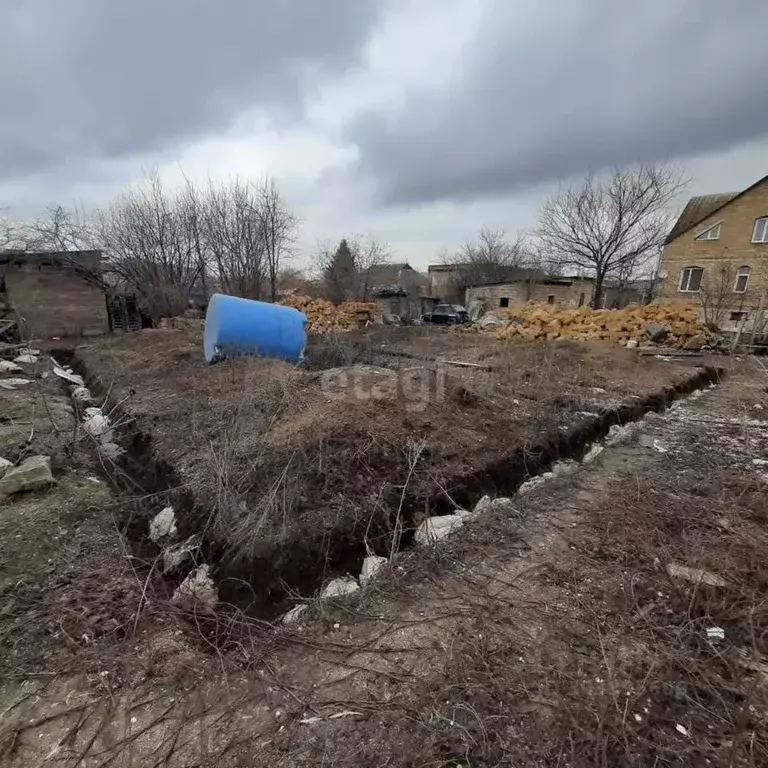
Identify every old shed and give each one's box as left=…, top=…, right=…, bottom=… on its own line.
left=1, top=250, right=109, bottom=339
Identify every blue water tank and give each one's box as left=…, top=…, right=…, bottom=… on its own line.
left=203, top=293, right=307, bottom=363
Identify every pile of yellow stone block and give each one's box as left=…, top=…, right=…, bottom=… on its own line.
left=280, top=295, right=380, bottom=333
left=471, top=301, right=710, bottom=348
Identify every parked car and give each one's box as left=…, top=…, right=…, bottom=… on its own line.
left=420, top=304, right=470, bottom=325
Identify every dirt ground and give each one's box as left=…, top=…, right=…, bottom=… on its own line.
left=3, top=336, right=765, bottom=766
left=75, top=326, right=694, bottom=616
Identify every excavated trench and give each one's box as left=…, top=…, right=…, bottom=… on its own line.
left=61, top=349, right=723, bottom=622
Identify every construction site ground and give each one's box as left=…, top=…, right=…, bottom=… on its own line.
left=1, top=333, right=766, bottom=766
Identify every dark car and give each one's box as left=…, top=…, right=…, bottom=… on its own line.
left=421, top=304, right=470, bottom=325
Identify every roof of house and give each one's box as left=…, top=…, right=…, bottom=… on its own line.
left=665, top=193, right=738, bottom=244
left=367, top=262, right=428, bottom=286
left=0, top=249, right=102, bottom=271
left=665, top=174, right=768, bottom=244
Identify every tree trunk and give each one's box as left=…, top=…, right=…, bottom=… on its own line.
left=591, top=275, right=605, bottom=309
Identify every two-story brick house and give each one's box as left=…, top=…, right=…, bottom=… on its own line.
left=660, top=175, right=768, bottom=332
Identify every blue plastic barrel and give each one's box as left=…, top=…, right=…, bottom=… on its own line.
left=203, top=293, right=307, bottom=363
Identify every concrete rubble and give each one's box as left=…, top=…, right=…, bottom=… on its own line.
left=666, top=562, right=729, bottom=588
left=149, top=506, right=178, bottom=543
left=320, top=576, right=360, bottom=599
left=52, top=365, right=85, bottom=387
left=83, top=408, right=114, bottom=442
left=0, top=378, right=31, bottom=390
left=14, top=354, right=39, bottom=364
left=71, top=386, right=93, bottom=403
left=163, top=533, right=203, bottom=573
left=0, top=455, right=54, bottom=498
left=0, top=360, right=22, bottom=373
left=415, top=513, right=466, bottom=545
left=0, top=457, right=13, bottom=478
left=359, top=555, right=387, bottom=585
left=172, top=564, right=218, bottom=610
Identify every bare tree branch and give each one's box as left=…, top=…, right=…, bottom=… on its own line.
left=535, top=164, right=688, bottom=307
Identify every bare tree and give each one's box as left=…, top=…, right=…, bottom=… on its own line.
left=444, top=227, right=531, bottom=294
left=26, top=204, right=93, bottom=252
left=93, top=171, right=202, bottom=318
left=535, top=164, right=688, bottom=308
left=699, top=262, right=737, bottom=330
left=253, top=177, right=298, bottom=302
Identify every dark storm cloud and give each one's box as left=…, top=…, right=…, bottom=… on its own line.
left=0, top=0, right=383, bottom=181
left=348, top=0, right=768, bottom=204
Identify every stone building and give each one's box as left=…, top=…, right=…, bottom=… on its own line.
left=1, top=250, right=109, bottom=339
left=660, top=175, right=768, bottom=332
left=465, top=276, right=595, bottom=313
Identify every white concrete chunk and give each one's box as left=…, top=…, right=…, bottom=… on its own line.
left=360, top=555, right=387, bottom=585
left=0, top=378, right=31, bottom=390
left=0, top=457, right=14, bottom=478
left=320, top=576, right=360, bottom=599
left=281, top=604, right=309, bottom=626
left=172, top=564, right=217, bottom=609
left=163, top=533, right=203, bottom=573
left=414, top=513, right=465, bottom=545
left=0, top=360, right=22, bottom=373
left=0, top=455, right=54, bottom=498
left=149, top=506, right=177, bottom=543
left=52, top=366, right=85, bottom=386
left=14, top=354, right=38, bottom=364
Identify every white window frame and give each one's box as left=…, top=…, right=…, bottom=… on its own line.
left=734, top=266, right=750, bottom=293
left=678, top=266, right=703, bottom=292
left=695, top=222, right=721, bottom=241
left=752, top=217, right=768, bottom=243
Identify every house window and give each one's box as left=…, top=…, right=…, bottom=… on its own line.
left=730, top=310, right=749, bottom=322
left=546, top=295, right=555, bottom=305
left=499, top=297, right=509, bottom=308
left=695, top=223, right=721, bottom=241
left=678, top=267, right=703, bottom=292
left=578, top=292, right=585, bottom=307
left=734, top=266, right=750, bottom=293
left=753, top=217, right=768, bottom=243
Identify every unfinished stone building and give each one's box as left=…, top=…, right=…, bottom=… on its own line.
left=1, top=250, right=110, bottom=340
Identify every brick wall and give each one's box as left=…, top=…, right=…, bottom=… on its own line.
left=660, top=179, right=768, bottom=331
left=466, top=279, right=594, bottom=310
left=6, top=265, right=109, bottom=338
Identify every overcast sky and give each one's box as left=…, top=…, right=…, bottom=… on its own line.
left=3, top=0, right=768, bottom=270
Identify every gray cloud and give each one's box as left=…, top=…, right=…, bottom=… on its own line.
left=0, top=0, right=383, bottom=182
left=347, top=0, right=768, bottom=205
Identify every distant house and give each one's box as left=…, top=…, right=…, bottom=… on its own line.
left=427, top=264, right=464, bottom=304
left=1, top=250, right=110, bottom=339
left=367, top=262, right=433, bottom=320
left=465, top=275, right=596, bottom=313
left=660, top=174, right=768, bottom=332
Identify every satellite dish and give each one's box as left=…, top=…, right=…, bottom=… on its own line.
left=659, top=270, right=668, bottom=279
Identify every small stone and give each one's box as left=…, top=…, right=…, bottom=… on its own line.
left=359, top=555, right=387, bottom=585
left=626, top=339, right=638, bottom=349
left=71, top=386, right=93, bottom=403
left=83, top=411, right=113, bottom=442
left=414, top=514, right=465, bottom=545
left=172, top=564, right=217, bottom=610
left=281, top=604, right=309, bottom=626
left=472, top=495, right=493, bottom=517
left=149, top=506, right=177, bottom=543
left=0, top=455, right=54, bottom=498
left=320, top=576, right=360, bottom=599
left=0, top=457, right=13, bottom=478
left=645, top=323, right=670, bottom=342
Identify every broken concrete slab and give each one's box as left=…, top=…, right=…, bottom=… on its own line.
left=320, top=576, right=360, bottom=599
left=163, top=534, right=203, bottom=573
left=360, top=555, right=387, bottom=585
left=666, top=563, right=729, bottom=588
left=414, top=513, right=465, bottom=545
left=14, top=354, right=39, bottom=364
left=0, top=360, right=22, bottom=373
left=52, top=366, right=85, bottom=387
left=0, top=455, right=54, bottom=498
left=645, top=323, right=670, bottom=343
left=172, top=564, right=217, bottom=610
left=149, top=506, right=178, bottom=543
